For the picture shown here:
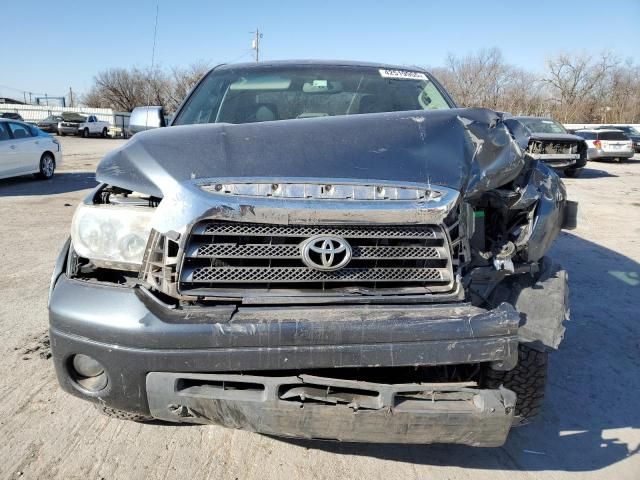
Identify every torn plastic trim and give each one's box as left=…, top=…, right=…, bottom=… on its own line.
left=490, top=257, right=569, bottom=351
left=146, top=371, right=517, bottom=445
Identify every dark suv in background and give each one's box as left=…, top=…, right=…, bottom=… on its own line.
left=37, top=115, right=64, bottom=134
left=1, top=112, right=24, bottom=121
left=504, top=116, right=588, bottom=177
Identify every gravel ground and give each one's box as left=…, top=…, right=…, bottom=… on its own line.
left=0, top=136, right=638, bottom=479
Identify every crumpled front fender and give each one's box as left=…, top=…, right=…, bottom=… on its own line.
left=491, top=257, right=569, bottom=351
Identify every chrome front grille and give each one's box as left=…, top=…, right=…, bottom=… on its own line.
left=179, top=221, right=455, bottom=296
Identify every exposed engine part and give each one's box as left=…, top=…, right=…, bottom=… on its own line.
left=493, top=241, right=516, bottom=272
left=94, top=184, right=161, bottom=207
left=528, top=140, right=578, bottom=155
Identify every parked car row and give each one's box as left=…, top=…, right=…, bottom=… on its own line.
left=0, top=118, right=62, bottom=180
left=505, top=117, right=638, bottom=175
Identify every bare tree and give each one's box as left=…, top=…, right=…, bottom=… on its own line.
left=441, top=48, right=511, bottom=109
left=544, top=52, right=618, bottom=122
left=167, top=62, right=211, bottom=111
left=82, top=63, right=210, bottom=113
left=84, top=52, right=640, bottom=123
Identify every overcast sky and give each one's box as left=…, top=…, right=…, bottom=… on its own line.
left=2, top=0, right=638, bottom=100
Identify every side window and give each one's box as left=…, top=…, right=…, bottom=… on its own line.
left=8, top=122, right=33, bottom=139
left=0, top=123, right=10, bottom=141
left=90, top=116, right=96, bottom=122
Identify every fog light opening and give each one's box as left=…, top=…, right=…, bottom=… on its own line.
left=69, top=354, right=108, bottom=392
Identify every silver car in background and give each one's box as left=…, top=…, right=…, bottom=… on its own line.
left=575, top=129, right=634, bottom=162
left=0, top=119, right=62, bottom=180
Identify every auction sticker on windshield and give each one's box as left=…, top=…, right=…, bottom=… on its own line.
left=379, top=69, right=428, bottom=80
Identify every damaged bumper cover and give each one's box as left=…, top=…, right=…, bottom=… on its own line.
left=146, top=372, right=516, bottom=446
left=50, top=265, right=521, bottom=444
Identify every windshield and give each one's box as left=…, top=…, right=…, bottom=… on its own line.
left=599, top=131, right=628, bottom=141
left=520, top=118, right=567, bottom=134
left=173, top=65, right=452, bottom=126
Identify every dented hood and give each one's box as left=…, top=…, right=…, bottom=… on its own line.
left=97, top=107, right=526, bottom=199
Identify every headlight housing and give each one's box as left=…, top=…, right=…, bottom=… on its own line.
left=71, top=203, right=154, bottom=270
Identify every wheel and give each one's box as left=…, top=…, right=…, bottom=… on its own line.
left=101, top=127, right=108, bottom=138
left=95, top=404, right=153, bottom=422
left=83, top=128, right=90, bottom=138
left=482, top=345, right=548, bottom=424
left=564, top=167, right=582, bottom=178
left=36, top=153, right=55, bottom=179
left=60, top=132, right=66, bottom=136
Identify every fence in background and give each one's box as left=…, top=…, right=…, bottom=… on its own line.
left=0, top=103, right=131, bottom=127
left=2, top=103, right=638, bottom=136
left=564, top=123, right=640, bottom=131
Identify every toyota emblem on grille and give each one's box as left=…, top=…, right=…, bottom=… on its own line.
left=300, top=235, right=352, bottom=271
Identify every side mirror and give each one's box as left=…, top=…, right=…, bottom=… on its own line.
left=129, top=106, right=166, bottom=135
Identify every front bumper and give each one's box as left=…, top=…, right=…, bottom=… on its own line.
left=588, top=148, right=634, bottom=160
left=59, top=125, right=79, bottom=135
left=146, top=372, right=516, bottom=446
left=541, top=154, right=587, bottom=170
left=49, top=268, right=520, bottom=445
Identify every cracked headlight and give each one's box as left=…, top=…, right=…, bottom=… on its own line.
left=71, top=203, right=154, bottom=270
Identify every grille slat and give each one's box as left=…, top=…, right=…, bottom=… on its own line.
left=185, top=266, right=449, bottom=283
left=189, top=243, right=444, bottom=260
left=195, top=223, right=440, bottom=239
left=179, top=221, right=455, bottom=295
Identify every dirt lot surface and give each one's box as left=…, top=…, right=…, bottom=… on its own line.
left=0, top=136, right=638, bottom=479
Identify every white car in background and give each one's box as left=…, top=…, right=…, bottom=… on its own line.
left=0, top=119, right=62, bottom=180
left=575, top=129, right=634, bottom=162
left=77, top=115, right=110, bottom=138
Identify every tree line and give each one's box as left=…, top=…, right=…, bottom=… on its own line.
left=430, top=48, right=639, bottom=123
left=82, top=62, right=210, bottom=113
left=83, top=48, right=640, bottom=123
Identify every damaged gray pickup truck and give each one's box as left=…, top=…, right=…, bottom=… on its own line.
left=49, top=61, right=576, bottom=447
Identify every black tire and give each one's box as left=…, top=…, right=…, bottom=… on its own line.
left=482, top=345, right=548, bottom=424
left=101, top=127, right=108, bottom=138
left=564, top=167, right=582, bottom=178
left=83, top=128, right=90, bottom=138
left=95, top=404, right=153, bottom=423
left=36, top=153, right=55, bottom=179
left=60, top=132, right=66, bottom=136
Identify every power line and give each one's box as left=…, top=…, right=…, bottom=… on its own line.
left=251, top=28, right=263, bottom=62
left=223, top=50, right=254, bottom=65
left=0, top=84, right=50, bottom=97
left=145, top=0, right=160, bottom=108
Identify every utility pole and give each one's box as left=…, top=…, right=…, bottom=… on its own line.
left=251, top=28, right=263, bottom=62
left=69, top=87, right=74, bottom=107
